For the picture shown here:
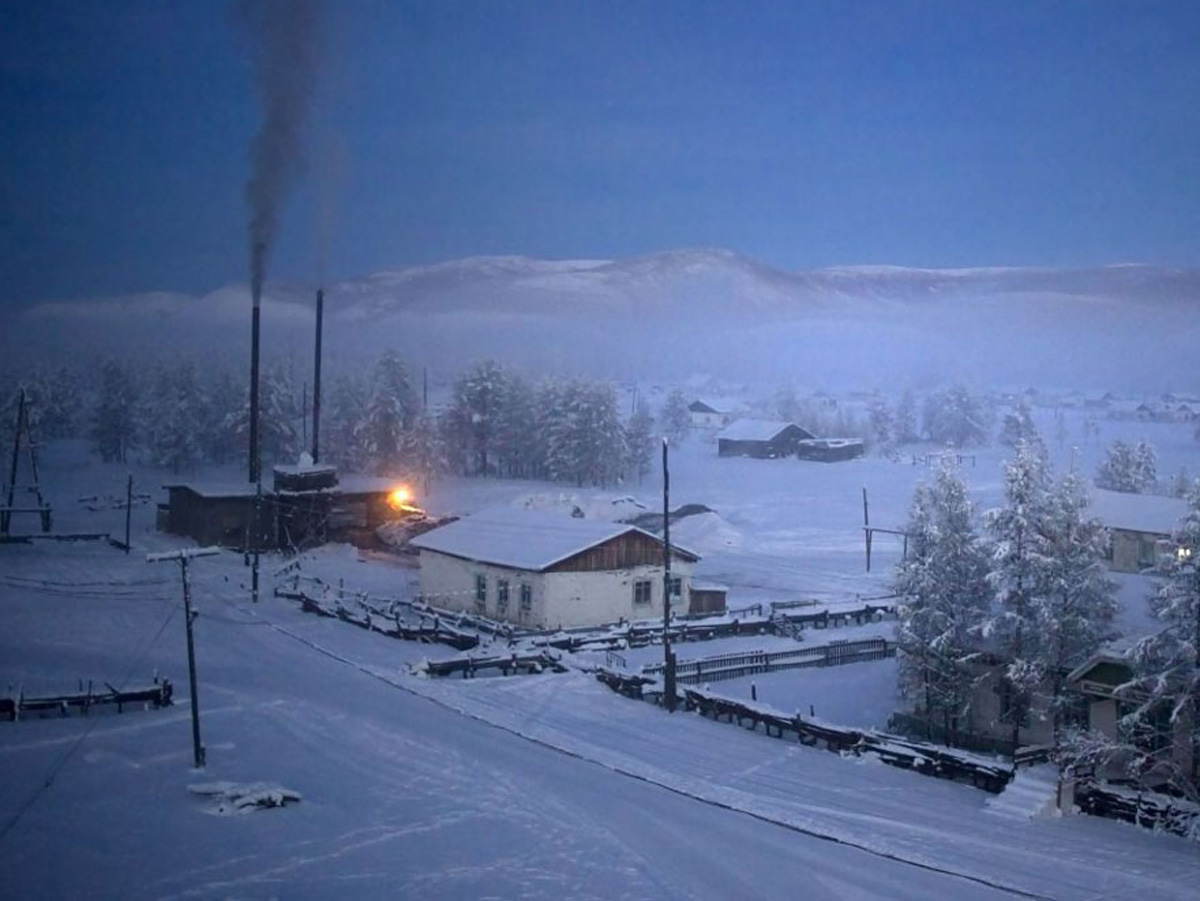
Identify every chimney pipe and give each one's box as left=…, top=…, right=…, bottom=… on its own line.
left=248, top=241, right=265, bottom=484
left=312, top=287, right=324, bottom=463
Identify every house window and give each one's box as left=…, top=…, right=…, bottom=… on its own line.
left=496, top=579, right=509, bottom=612
left=668, top=577, right=682, bottom=599
left=475, top=574, right=487, bottom=610
left=519, top=583, right=532, bottom=615
left=633, top=580, right=652, bottom=606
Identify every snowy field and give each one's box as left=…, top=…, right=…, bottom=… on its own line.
left=2, top=413, right=1199, bottom=899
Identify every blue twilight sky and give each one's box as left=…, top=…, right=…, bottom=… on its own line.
left=2, top=0, right=1199, bottom=306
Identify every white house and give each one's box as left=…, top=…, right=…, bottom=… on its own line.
left=688, top=399, right=732, bottom=429
left=409, top=508, right=700, bottom=629
left=1090, top=489, right=1188, bottom=573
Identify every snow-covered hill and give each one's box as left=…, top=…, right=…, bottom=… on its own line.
left=4, top=249, right=1198, bottom=390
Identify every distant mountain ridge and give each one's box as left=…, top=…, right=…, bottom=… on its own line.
left=18, top=248, right=1200, bottom=324
left=6, top=248, right=1196, bottom=392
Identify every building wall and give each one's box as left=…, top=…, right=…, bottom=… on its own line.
left=417, top=551, right=549, bottom=627
left=417, top=550, right=693, bottom=629
left=1109, top=529, right=1164, bottom=573
left=542, top=562, right=692, bottom=629
left=690, top=411, right=725, bottom=429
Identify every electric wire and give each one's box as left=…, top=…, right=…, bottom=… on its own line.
left=0, top=600, right=181, bottom=846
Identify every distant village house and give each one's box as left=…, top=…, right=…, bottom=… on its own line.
left=1090, top=489, right=1189, bottom=573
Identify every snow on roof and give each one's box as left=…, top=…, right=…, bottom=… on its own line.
left=797, top=438, right=863, bottom=448
left=717, top=419, right=801, bottom=442
left=1090, top=488, right=1189, bottom=536
left=164, top=475, right=396, bottom=499
left=163, top=481, right=259, bottom=499
left=409, top=507, right=699, bottom=571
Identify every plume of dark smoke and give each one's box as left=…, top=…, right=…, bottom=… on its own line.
left=237, top=0, right=323, bottom=303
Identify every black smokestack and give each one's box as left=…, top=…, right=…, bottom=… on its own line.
left=312, top=287, right=323, bottom=463
left=237, top=0, right=323, bottom=482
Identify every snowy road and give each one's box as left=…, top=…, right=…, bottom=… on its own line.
left=1, top=553, right=1018, bottom=900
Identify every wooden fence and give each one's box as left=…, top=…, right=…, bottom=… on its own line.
left=416, top=650, right=567, bottom=679
left=2, top=678, right=173, bottom=722
left=1075, top=782, right=1200, bottom=840
left=641, top=638, right=894, bottom=684
left=595, top=669, right=1012, bottom=794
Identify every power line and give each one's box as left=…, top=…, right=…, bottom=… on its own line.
left=0, top=601, right=180, bottom=847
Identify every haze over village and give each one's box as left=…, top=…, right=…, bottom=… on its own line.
left=2, top=2, right=1199, bottom=899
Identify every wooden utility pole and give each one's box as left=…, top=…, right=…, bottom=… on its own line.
left=147, top=546, right=219, bottom=769
left=123, top=474, right=133, bottom=554
left=662, top=438, right=677, bottom=712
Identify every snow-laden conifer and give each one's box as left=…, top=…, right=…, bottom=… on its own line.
left=1118, top=482, right=1200, bottom=799
left=984, top=439, right=1054, bottom=748
left=893, top=462, right=992, bottom=743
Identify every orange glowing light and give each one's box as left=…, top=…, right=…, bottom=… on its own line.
left=388, top=486, right=412, bottom=509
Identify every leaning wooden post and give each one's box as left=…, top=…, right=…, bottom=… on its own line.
left=148, top=546, right=219, bottom=769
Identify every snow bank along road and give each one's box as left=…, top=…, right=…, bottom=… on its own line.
left=3, top=541, right=1199, bottom=899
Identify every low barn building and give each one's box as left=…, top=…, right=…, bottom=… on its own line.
left=410, top=508, right=700, bottom=629
left=795, top=437, right=865, bottom=463
left=717, top=420, right=815, bottom=458
left=161, top=468, right=398, bottom=551
left=1090, top=489, right=1188, bottom=573
left=688, top=400, right=732, bottom=429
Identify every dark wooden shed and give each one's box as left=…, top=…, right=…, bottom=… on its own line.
left=795, top=438, right=865, bottom=463
left=717, top=420, right=816, bottom=458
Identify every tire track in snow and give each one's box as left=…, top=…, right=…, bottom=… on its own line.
left=245, top=608, right=1056, bottom=901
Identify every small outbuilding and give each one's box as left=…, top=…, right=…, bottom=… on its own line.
left=717, top=420, right=815, bottom=459
left=1090, top=488, right=1188, bottom=573
left=410, top=508, right=700, bottom=629
left=795, top=437, right=865, bottom=463
left=161, top=467, right=399, bottom=551
left=687, top=580, right=728, bottom=615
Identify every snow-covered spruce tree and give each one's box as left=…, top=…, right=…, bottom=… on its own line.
left=223, top=364, right=302, bottom=472
left=1095, top=438, right=1157, bottom=493
left=401, top=412, right=448, bottom=495
left=1117, top=482, right=1200, bottom=799
left=660, top=388, right=692, bottom=444
left=201, top=368, right=243, bottom=466
left=528, top=379, right=564, bottom=480
left=145, top=363, right=205, bottom=474
left=984, top=439, right=1054, bottom=749
left=999, top=399, right=1039, bottom=448
left=893, top=463, right=992, bottom=743
left=894, top=389, right=919, bottom=445
left=492, top=371, right=538, bottom=479
left=1037, top=472, right=1119, bottom=735
left=922, top=384, right=992, bottom=448
left=624, top=402, right=656, bottom=485
left=324, top=372, right=369, bottom=471
left=866, top=395, right=895, bottom=454
left=357, top=351, right=417, bottom=475
left=449, top=360, right=506, bottom=476
left=91, top=360, right=139, bottom=463
left=545, top=381, right=626, bottom=487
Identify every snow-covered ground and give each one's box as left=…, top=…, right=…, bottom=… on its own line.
left=1, top=422, right=1198, bottom=899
